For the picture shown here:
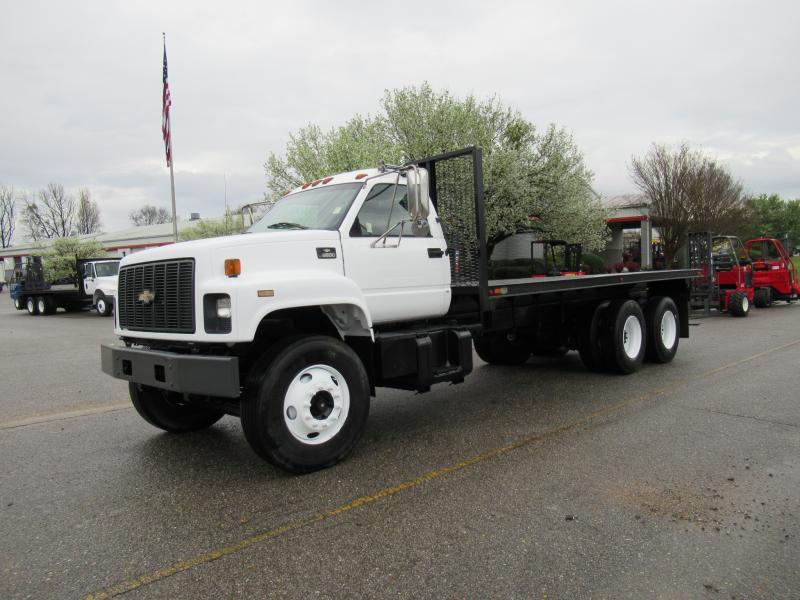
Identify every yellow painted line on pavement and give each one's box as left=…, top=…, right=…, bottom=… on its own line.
left=0, top=403, right=131, bottom=430
left=84, top=392, right=657, bottom=600
left=698, top=338, right=800, bottom=378
left=84, top=338, right=800, bottom=599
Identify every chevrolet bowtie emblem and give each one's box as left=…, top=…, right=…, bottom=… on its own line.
left=138, top=289, right=156, bottom=304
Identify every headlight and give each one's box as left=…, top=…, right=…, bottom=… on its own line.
left=203, top=294, right=232, bottom=334
left=216, top=296, right=231, bottom=318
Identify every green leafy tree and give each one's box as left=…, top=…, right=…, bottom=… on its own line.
left=265, top=84, right=608, bottom=253
left=744, top=194, right=800, bottom=248
left=180, top=210, right=243, bottom=241
left=40, top=237, right=106, bottom=282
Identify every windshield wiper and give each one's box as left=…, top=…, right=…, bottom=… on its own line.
left=267, top=222, right=309, bottom=230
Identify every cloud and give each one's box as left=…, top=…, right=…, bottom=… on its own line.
left=1, top=0, right=798, bottom=234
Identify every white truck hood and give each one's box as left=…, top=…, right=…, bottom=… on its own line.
left=95, top=275, right=119, bottom=295
left=119, top=230, right=341, bottom=267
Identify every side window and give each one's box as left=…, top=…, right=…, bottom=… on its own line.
left=350, top=183, right=430, bottom=237
left=748, top=242, right=763, bottom=260
left=732, top=239, right=748, bottom=261
left=711, top=238, right=730, bottom=257
left=766, top=242, right=782, bottom=260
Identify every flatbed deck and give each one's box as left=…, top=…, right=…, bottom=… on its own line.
left=453, top=269, right=699, bottom=297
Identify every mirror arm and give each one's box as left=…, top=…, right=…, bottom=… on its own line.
left=370, top=220, right=407, bottom=248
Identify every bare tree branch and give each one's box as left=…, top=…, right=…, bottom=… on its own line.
left=129, top=205, right=173, bottom=226
left=630, top=144, right=747, bottom=266
left=630, top=143, right=694, bottom=266
left=76, top=188, right=102, bottom=234
left=0, top=184, right=16, bottom=248
left=24, top=183, right=76, bottom=240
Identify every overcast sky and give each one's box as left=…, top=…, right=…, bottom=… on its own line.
left=1, top=0, right=798, bottom=237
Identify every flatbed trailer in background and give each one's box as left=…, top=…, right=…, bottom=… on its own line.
left=10, top=257, right=120, bottom=316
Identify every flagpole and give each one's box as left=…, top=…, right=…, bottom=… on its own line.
left=169, top=151, right=178, bottom=243
left=163, top=32, right=178, bottom=243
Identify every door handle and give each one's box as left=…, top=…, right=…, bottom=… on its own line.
left=428, top=248, right=444, bottom=258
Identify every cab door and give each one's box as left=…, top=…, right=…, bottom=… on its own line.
left=340, top=180, right=451, bottom=324
left=83, top=263, right=97, bottom=295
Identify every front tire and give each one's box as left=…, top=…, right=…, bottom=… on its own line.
left=95, top=294, right=112, bottom=316
left=129, top=383, right=224, bottom=433
left=644, top=296, right=679, bottom=363
left=241, top=335, right=370, bottom=474
left=14, top=296, right=24, bottom=310
left=729, top=291, right=750, bottom=317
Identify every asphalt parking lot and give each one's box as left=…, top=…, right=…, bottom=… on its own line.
left=1, top=295, right=799, bottom=599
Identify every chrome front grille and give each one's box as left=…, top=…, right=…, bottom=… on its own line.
left=118, top=259, right=195, bottom=333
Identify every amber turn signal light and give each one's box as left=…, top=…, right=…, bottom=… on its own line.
left=224, top=258, right=241, bottom=277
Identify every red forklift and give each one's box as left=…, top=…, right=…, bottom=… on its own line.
left=744, top=236, right=800, bottom=307
left=689, top=232, right=755, bottom=317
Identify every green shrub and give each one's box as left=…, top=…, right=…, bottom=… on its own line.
left=580, top=252, right=605, bottom=274
left=40, top=237, right=106, bottom=282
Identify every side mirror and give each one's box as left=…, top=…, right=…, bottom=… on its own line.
left=405, top=167, right=430, bottom=221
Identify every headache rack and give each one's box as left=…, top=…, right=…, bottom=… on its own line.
left=412, top=147, right=490, bottom=316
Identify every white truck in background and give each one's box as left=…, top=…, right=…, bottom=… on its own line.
left=101, top=147, right=696, bottom=473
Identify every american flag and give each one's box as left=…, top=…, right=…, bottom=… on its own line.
left=162, top=42, right=172, bottom=167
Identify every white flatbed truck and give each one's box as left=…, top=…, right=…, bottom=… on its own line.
left=12, top=257, right=120, bottom=316
left=101, top=147, right=696, bottom=473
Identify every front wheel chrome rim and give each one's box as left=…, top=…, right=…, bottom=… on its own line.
left=742, top=296, right=749, bottom=312
left=622, top=315, right=643, bottom=359
left=97, top=299, right=106, bottom=313
left=660, top=310, right=677, bottom=349
left=283, top=364, right=350, bottom=445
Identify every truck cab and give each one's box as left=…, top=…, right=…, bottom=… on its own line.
left=82, top=259, right=121, bottom=316
left=110, top=166, right=447, bottom=345
left=744, top=237, right=800, bottom=306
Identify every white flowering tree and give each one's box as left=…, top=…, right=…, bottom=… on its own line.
left=265, top=84, right=608, bottom=254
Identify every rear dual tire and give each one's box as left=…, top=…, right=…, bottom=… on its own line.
left=644, top=296, right=679, bottom=364
left=577, top=301, right=609, bottom=372
left=598, top=300, right=646, bottom=374
left=37, top=296, right=57, bottom=315
left=578, top=296, right=679, bottom=373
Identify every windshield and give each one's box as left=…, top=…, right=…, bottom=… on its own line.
left=94, top=262, right=119, bottom=277
left=248, top=183, right=362, bottom=233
